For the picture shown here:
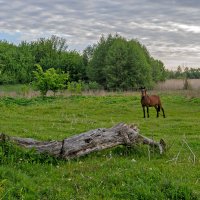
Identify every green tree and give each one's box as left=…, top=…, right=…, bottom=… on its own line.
left=87, top=34, right=157, bottom=90
left=87, top=34, right=116, bottom=88
left=0, top=34, right=167, bottom=88
left=82, top=45, right=96, bottom=66
left=30, top=36, right=87, bottom=82
left=0, top=40, right=35, bottom=84
left=151, top=59, right=166, bottom=82
left=175, top=66, right=184, bottom=78
left=104, top=37, right=128, bottom=89
left=17, top=41, right=35, bottom=83
left=30, top=35, right=68, bottom=70
left=0, top=40, right=18, bottom=84
left=60, top=51, right=87, bottom=82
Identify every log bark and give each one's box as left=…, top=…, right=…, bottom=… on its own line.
left=0, top=123, right=166, bottom=159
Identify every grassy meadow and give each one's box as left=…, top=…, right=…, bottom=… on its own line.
left=0, top=86, right=200, bottom=199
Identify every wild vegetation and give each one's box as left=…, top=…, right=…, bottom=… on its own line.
left=0, top=34, right=167, bottom=91
left=155, top=79, right=200, bottom=91
left=0, top=33, right=200, bottom=199
left=0, top=88, right=200, bottom=199
left=166, top=66, right=200, bottom=79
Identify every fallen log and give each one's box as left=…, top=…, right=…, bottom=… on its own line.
left=0, top=123, right=166, bottom=159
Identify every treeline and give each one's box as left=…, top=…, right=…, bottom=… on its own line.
left=166, top=66, right=200, bottom=79
left=0, top=34, right=166, bottom=90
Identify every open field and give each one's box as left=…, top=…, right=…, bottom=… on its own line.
left=0, top=89, right=200, bottom=199
left=1, top=79, right=200, bottom=98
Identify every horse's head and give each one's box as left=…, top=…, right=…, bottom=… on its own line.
left=140, top=87, right=147, bottom=97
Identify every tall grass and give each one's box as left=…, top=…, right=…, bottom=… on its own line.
left=155, top=79, right=200, bottom=91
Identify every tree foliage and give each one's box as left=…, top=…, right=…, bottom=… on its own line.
left=0, top=36, right=86, bottom=85
left=0, top=34, right=173, bottom=91
left=33, top=64, right=69, bottom=96
left=87, top=34, right=165, bottom=90
left=166, top=66, right=200, bottom=79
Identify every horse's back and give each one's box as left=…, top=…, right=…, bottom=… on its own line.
left=149, top=95, right=161, bottom=106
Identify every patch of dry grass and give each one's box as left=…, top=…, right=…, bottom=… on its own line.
left=1, top=81, right=200, bottom=99
left=155, top=79, right=200, bottom=91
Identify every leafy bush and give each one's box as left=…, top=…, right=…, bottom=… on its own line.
left=67, top=81, right=83, bottom=94
left=0, top=73, right=16, bottom=84
left=33, top=64, right=69, bottom=96
left=83, top=81, right=102, bottom=91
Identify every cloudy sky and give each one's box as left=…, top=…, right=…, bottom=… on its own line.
left=0, top=0, right=200, bottom=69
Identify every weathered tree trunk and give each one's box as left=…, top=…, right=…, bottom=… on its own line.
left=0, top=123, right=166, bottom=159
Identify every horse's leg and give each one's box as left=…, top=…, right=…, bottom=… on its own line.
left=147, top=106, right=149, bottom=118
left=143, top=106, right=146, bottom=118
left=161, top=107, right=166, bottom=118
left=155, top=106, right=159, bottom=117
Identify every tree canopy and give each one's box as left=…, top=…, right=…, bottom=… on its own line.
left=0, top=36, right=85, bottom=85
left=166, top=66, right=200, bottom=79
left=87, top=34, right=166, bottom=90
left=0, top=34, right=171, bottom=90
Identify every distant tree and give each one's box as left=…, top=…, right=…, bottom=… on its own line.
left=86, top=34, right=159, bottom=90
left=175, top=66, right=184, bottom=78
left=151, top=59, right=166, bottom=82
left=165, top=69, right=175, bottom=79
left=17, top=41, right=35, bottom=83
left=104, top=37, right=153, bottom=90
left=0, top=34, right=169, bottom=88
left=60, top=51, right=87, bottom=82
left=30, top=35, right=68, bottom=70
left=184, top=67, right=200, bottom=79
left=86, top=34, right=116, bottom=88
left=82, top=45, right=96, bottom=66
left=0, top=41, right=17, bottom=84
left=104, top=37, right=129, bottom=89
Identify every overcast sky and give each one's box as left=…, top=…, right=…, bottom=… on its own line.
left=0, top=0, right=200, bottom=69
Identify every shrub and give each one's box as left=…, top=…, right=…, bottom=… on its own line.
left=85, top=81, right=102, bottom=91
left=33, top=64, right=69, bottom=96
left=67, top=81, right=84, bottom=94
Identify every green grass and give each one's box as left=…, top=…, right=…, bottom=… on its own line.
left=0, top=84, right=32, bottom=92
left=0, top=92, right=200, bottom=199
left=0, top=84, right=33, bottom=98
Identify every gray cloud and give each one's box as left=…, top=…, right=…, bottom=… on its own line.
left=0, top=0, right=200, bottom=69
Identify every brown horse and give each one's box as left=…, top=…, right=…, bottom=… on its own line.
left=140, top=87, right=165, bottom=118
